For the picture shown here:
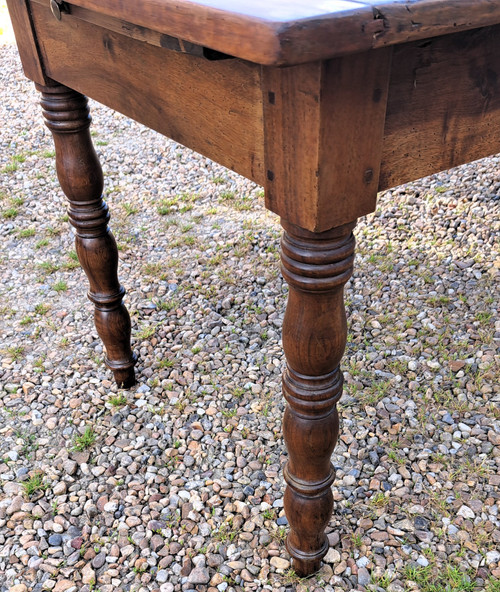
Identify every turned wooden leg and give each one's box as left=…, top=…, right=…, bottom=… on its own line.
left=280, top=219, right=355, bottom=576
left=37, top=82, right=136, bottom=387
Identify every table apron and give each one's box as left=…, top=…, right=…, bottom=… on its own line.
left=30, top=0, right=265, bottom=184
left=26, top=1, right=500, bottom=230
left=381, top=23, right=500, bottom=189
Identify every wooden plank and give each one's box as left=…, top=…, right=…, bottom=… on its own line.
left=29, top=1, right=265, bottom=184
left=262, top=62, right=323, bottom=230
left=277, top=1, right=500, bottom=65
left=369, top=0, right=500, bottom=49
left=317, top=49, right=393, bottom=227
left=380, top=24, right=500, bottom=189
left=5, top=0, right=48, bottom=83
left=29, top=0, right=229, bottom=59
left=263, top=48, right=392, bottom=232
left=47, top=0, right=500, bottom=66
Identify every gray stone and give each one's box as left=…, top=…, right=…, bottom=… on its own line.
left=188, top=566, right=210, bottom=584
left=358, top=567, right=371, bottom=587
left=156, top=570, right=169, bottom=583
left=7, top=496, right=24, bottom=515
left=103, top=502, right=118, bottom=513
left=457, top=505, right=475, bottom=519
left=63, top=460, right=78, bottom=476
left=48, top=534, right=62, bottom=546
left=91, top=552, right=106, bottom=569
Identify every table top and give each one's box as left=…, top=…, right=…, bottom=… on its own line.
left=66, top=0, right=500, bottom=65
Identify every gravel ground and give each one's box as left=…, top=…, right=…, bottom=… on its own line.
left=0, top=34, right=499, bottom=592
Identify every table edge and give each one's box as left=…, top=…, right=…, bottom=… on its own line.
left=59, top=0, right=500, bottom=65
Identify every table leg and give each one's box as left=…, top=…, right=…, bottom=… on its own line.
left=36, top=83, right=137, bottom=388
left=280, top=219, right=355, bottom=576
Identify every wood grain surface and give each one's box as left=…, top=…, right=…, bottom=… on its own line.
left=26, top=1, right=500, bottom=223
left=45, top=0, right=500, bottom=65
left=38, top=84, right=137, bottom=388
left=280, top=220, right=356, bottom=575
left=380, top=24, right=500, bottom=189
left=30, top=1, right=265, bottom=184
left=263, top=49, right=392, bottom=231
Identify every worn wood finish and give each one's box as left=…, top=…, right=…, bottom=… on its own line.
left=263, top=49, right=392, bottom=232
left=30, top=1, right=265, bottom=184
left=38, top=83, right=137, bottom=388
left=280, top=220, right=355, bottom=575
left=44, top=0, right=500, bottom=65
left=29, top=0, right=230, bottom=60
left=276, top=0, right=500, bottom=66
left=25, top=3, right=500, bottom=208
left=379, top=24, right=500, bottom=189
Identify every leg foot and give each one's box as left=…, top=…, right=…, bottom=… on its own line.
left=280, top=219, right=356, bottom=577
left=37, top=83, right=137, bottom=387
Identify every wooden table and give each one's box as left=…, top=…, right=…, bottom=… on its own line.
left=7, top=0, right=500, bottom=577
